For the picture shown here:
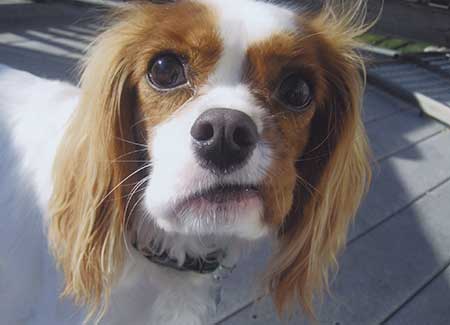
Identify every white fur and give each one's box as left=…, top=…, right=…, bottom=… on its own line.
left=144, top=85, right=271, bottom=239
left=203, top=0, right=297, bottom=85
left=0, top=1, right=299, bottom=324
left=0, top=65, right=85, bottom=324
left=0, top=64, right=219, bottom=325
left=202, top=0, right=297, bottom=45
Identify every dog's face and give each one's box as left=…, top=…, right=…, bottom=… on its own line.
left=137, top=0, right=316, bottom=238
left=49, top=0, right=371, bottom=318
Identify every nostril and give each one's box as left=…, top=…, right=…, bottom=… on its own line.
left=191, top=122, right=214, bottom=142
left=233, top=126, right=253, bottom=147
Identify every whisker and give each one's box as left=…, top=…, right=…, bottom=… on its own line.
left=130, top=116, right=150, bottom=129
left=98, top=163, right=151, bottom=208
left=125, top=177, right=150, bottom=212
left=123, top=179, right=149, bottom=257
left=115, top=137, right=148, bottom=148
left=113, top=148, right=149, bottom=161
left=295, top=173, right=319, bottom=196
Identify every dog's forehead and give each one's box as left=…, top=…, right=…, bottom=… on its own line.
left=200, top=0, right=298, bottom=43
left=132, top=0, right=304, bottom=99
left=195, top=0, right=299, bottom=84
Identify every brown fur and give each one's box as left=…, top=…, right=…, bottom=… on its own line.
left=48, top=0, right=372, bottom=321
left=263, top=3, right=373, bottom=318
left=240, top=4, right=372, bottom=317
left=48, top=1, right=221, bottom=319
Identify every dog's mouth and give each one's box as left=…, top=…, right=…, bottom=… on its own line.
left=174, top=183, right=261, bottom=215
left=194, top=184, right=260, bottom=203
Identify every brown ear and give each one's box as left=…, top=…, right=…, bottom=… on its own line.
left=267, top=3, right=372, bottom=318
left=48, top=19, right=142, bottom=318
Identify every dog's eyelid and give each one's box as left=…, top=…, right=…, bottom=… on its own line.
left=146, top=78, right=191, bottom=93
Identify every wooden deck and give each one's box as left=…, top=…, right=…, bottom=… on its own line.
left=1, top=3, right=450, bottom=324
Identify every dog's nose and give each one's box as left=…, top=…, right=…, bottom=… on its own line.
left=190, top=108, right=258, bottom=173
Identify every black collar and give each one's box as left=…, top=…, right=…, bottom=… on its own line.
left=134, top=243, right=224, bottom=274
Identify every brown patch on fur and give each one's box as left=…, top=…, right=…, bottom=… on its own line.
left=243, top=3, right=372, bottom=319
left=48, top=1, right=222, bottom=320
left=256, top=5, right=373, bottom=320
left=244, top=31, right=326, bottom=227
left=129, top=2, right=223, bottom=129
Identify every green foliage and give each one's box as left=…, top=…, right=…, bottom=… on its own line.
left=358, top=33, right=432, bottom=54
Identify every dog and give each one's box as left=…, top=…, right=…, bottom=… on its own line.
left=0, top=0, right=371, bottom=324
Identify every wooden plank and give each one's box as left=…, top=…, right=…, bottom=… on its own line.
left=0, top=44, right=78, bottom=81
left=369, top=71, right=450, bottom=127
left=220, top=177, right=450, bottom=324
left=415, top=93, right=450, bottom=126
left=362, top=85, right=413, bottom=123
left=0, top=3, right=93, bottom=26
left=384, top=265, right=450, bottom=324
left=367, top=0, right=450, bottom=47
left=365, top=109, right=444, bottom=160
left=352, top=130, right=450, bottom=238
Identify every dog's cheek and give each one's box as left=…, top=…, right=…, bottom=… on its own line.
left=260, top=110, right=314, bottom=226
left=262, top=169, right=296, bottom=227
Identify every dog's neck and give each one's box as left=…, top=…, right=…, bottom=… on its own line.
left=129, top=216, right=249, bottom=273
left=134, top=242, right=226, bottom=274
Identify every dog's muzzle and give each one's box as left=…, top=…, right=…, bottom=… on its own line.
left=190, top=108, right=258, bottom=174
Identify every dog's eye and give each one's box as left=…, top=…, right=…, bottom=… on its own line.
left=276, top=73, right=312, bottom=111
left=148, top=53, right=187, bottom=90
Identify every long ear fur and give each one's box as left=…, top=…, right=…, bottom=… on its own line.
left=268, top=1, right=373, bottom=318
left=48, top=14, right=143, bottom=319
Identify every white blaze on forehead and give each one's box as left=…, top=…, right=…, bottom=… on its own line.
left=202, top=0, right=297, bottom=42
left=200, top=0, right=298, bottom=85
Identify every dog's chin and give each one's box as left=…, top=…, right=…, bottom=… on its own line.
left=147, top=184, right=268, bottom=239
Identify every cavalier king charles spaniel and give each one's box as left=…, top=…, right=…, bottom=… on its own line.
left=0, top=0, right=371, bottom=324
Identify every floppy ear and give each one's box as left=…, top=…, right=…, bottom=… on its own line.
left=48, top=17, right=143, bottom=317
left=268, top=2, right=372, bottom=318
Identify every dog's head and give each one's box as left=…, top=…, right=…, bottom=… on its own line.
left=49, top=0, right=371, bottom=318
